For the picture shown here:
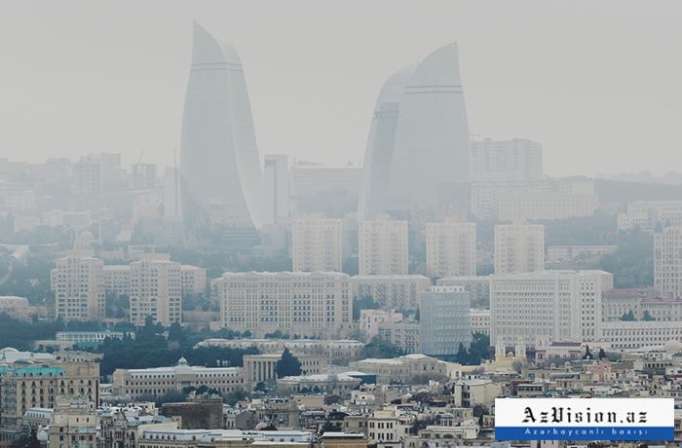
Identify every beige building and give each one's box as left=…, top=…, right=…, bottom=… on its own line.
left=377, top=321, right=420, bottom=354
left=425, top=220, right=476, bottom=278
left=494, top=224, right=545, bottom=274
left=601, top=320, right=682, bottom=350
left=349, top=354, right=446, bottom=384
left=102, top=265, right=131, bottom=297
left=292, top=216, right=343, bottom=272
left=0, top=296, right=36, bottom=321
left=48, top=399, right=98, bottom=448
left=496, top=191, right=597, bottom=222
left=358, top=217, right=408, bottom=276
left=181, top=264, right=207, bottom=296
left=129, top=258, right=182, bottom=326
left=216, top=272, right=352, bottom=338
left=51, top=255, right=105, bottom=321
left=359, top=309, right=403, bottom=340
left=138, top=429, right=314, bottom=448
left=112, top=357, right=244, bottom=399
left=490, top=270, right=613, bottom=346
left=655, top=226, right=682, bottom=299
left=351, top=275, right=431, bottom=311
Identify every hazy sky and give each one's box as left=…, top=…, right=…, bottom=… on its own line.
left=1, top=1, right=681, bottom=177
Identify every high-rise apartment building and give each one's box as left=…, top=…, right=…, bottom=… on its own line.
left=420, top=286, right=472, bottom=356
left=263, top=154, right=290, bottom=225
left=490, top=270, right=613, bottom=345
left=654, top=226, right=682, bottom=298
left=215, top=272, right=352, bottom=338
left=129, top=258, right=182, bottom=326
left=292, top=216, right=343, bottom=272
left=51, top=256, right=105, bottom=321
left=494, top=224, right=545, bottom=274
left=425, top=220, right=476, bottom=278
left=359, top=217, right=408, bottom=275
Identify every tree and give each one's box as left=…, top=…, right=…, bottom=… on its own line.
left=275, top=348, right=302, bottom=378
left=598, top=348, right=608, bottom=360
left=324, top=395, right=342, bottom=405
left=621, top=310, right=636, bottom=321
left=642, top=310, right=655, bottom=321
left=360, top=337, right=405, bottom=359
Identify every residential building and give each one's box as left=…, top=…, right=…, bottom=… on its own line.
left=425, top=220, right=476, bottom=278
left=655, top=226, right=682, bottom=299
left=470, top=309, right=490, bottom=336
left=292, top=216, right=343, bottom=272
left=51, top=255, right=105, bottom=321
left=618, top=200, right=682, bottom=232
left=129, top=258, right=182, bottom=326
left=181, top=264, right=207, bottom=297
left=359, top=310, right=403, bottom=340
left=358, top=217, right=408, bottom=276
left=420, top=286, right=472, bottom=356
left=102, top=265, right=131, bottom=297
left=437, top=276, right=490, bottom=307
left=377, top=321, right=420, bottom=354
left=351, top=275, right=431, bottom=311
left=47, top=399, right=98, bottom=448
left=494, top=224, right=544, bottom=274
left=215, top=272, right=352, bottom=338
left=349, top=354, right=446, bottom=384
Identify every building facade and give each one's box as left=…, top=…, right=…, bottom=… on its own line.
left=51, top=255, right=105, bottom=321
left=494, top=224, right=545, bottom=274
left=292, top=216, right=343, bottom=272
left=129, top=258, right=182, bottom=326
left=425, top=220, right=476, bottom=278
left=351, top=275, right=431, bottom=311
left=358, top=218, right=408, bottom=276
left=655, top=226, right=682, bottom=299
left=419, top=286, right=472, bottom=356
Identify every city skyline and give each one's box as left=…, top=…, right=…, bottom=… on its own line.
left=2, top=1, right=682, bottom=176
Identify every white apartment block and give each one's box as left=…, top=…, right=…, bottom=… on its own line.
left=291, top=216, right=343, bottom=272
left=655, top=226, right=682, bottom=299
left=129, top=258, right=182, bottom=326
left=358, top=217, right=408, bottom=275
left=112, top=357, right=244, bottom=399
left=425, top=220, right=476, bottom=278
left=496, top=191, right=597, bottom=222
left=51, top=256, right=105, bottom=321
left=351, top=275, right=431, bottom=311
left=618, top=200, right=682, bottom=232
left=102, top=265, right=130, bottom=297
left=215, top=272, right=352, bottom=338
left=180, top=264, right=207, bottom=296
left=490, top=270, right=614, bottom=346
left=494, top=224, right=545, bottom=274
left=471, top=138, right=543, bottom=183
left=437, top=276, right=490, bottom=307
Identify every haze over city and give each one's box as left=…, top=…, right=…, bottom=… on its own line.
left=2, top=0, right=682, bottom=176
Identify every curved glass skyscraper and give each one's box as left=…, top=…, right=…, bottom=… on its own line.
left=359, top=43, right=470, bottom=219
left=180, top=23, right=264, bottom=234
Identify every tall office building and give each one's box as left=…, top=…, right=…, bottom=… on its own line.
left=420, top=286, right=472, bottom=356
left=215, top=272, right=352, bottom=338
left=263, top=154, right=290, bottom=225
left=358, top=216, right=408, bottom=275
left=494, top=224, right=545, bottom=274
left=425, top=220, right=476, bottom=278
left=51, top=256, right=105, bottom=321
left=180, top=23, right=264, bottom=232
left=292, top=216, right=343, bottom=272
left=129, top=257, right=182, bottom=326
left=490, top=270, right=613, bottom=345
left=654, top=226, right=682, bottom=298
left=471, top=138, right=543, bottom=182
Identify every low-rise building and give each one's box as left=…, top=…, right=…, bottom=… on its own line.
left=349, top=355, right=446, bottom=384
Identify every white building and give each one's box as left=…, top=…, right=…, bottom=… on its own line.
left=618, top=200, right=682, bottom=232
left=436, top=276, right=490, bottom=307
left=490, top=270, right=613, bottom=346
left=496, top=191, right=597, bottom=222
left=102, top=265, right=131, bottom=297
left=471, top=138, right=543, bottom=183
left=425, top=220, right=476, bottom=278
left=359, top=217, right=408, bottom=276
left=654, top=226, right=682, bottom=299
left=215, top=272, right=352, bottom=338
left=292, top=216, right=343, bottom=272
left=263, top=154, right=290, bottom=225
left=470, top=309, right=491, bottom=336
left=351, top=275, right=431, bottom=311
left=359, top=309, right=404, bottom=340
left=601, top=321, right=682, bottom=350
left=112, top=357, right=244, bottom=399
left=129, top=258, right=182, bottom=326
left=420, top=286, right=472, bottom=356
left=181, top=264, right=207, bottom=297
left=494, top=224, right=544, bottom=274
left=51, top=256, right=105, bottom=321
